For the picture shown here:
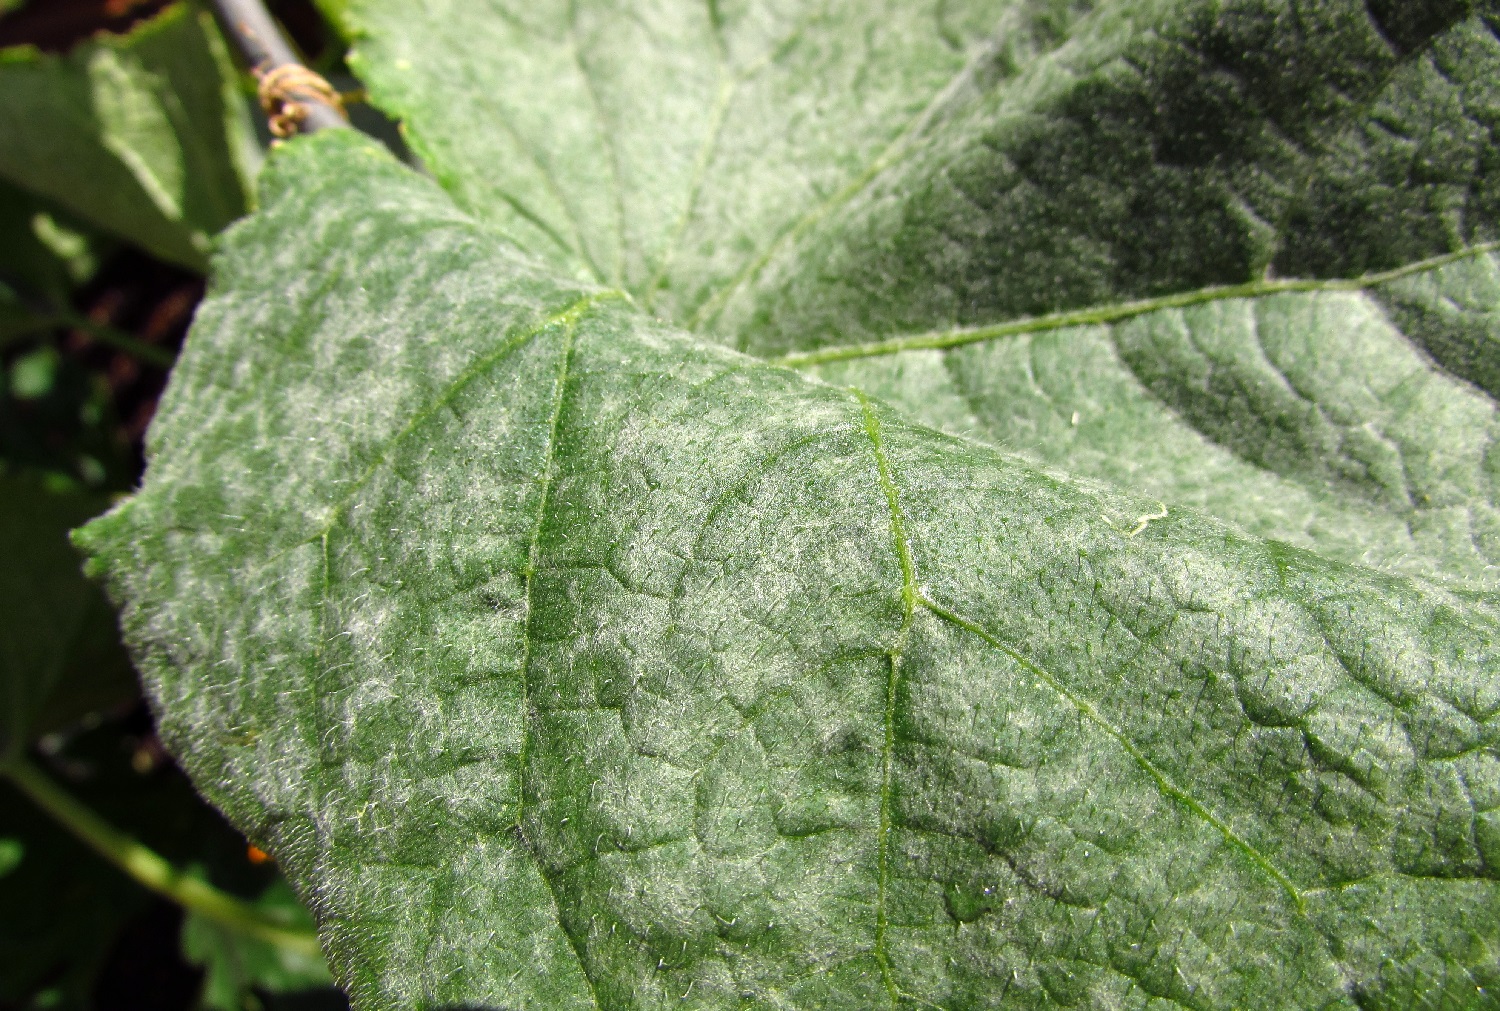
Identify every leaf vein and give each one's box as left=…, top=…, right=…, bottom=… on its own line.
left=287, top=290, right=622, bottom=568
left=917, top=595, right=1308, bottom=912
left=513, top=312, right=604, bottom=1010
left=771, top=243, right=1500, bottom=368
left=855, top=390, right=919, bottom=1008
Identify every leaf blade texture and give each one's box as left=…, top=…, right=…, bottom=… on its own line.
left=326, top=0, right=1500, bottom=581
left=81, top=126, right=1500, bottom=1010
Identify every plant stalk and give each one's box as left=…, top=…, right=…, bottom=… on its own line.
left=2, top=757, right=323, bottom=958
left=4, top=312, right=176, bottom=367
left=62, top=312, right=178, bottom=367
left=208, top=0, right=347, bottom=134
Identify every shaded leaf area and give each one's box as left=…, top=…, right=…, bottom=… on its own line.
left=723, top=0, right=1500, bottom=348
left=1, top=475, right=136, bottom=757
left=0, top=2, right=259, bottom=271
left=83, top=130, right=1500, bottom=1010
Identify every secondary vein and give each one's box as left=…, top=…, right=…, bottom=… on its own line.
left=771, top=241, right=1500, bottom=368
left=856, top=390, right=919, bottom=1007
left=918, top=595, right=1307, bottom=913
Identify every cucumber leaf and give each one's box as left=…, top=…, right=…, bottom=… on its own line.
left=81, top=129, right=1500, bottom=1010
left=327, top=0, right=1500, bottom=585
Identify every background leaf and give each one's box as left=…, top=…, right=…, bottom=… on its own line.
left=0, top=179, right=110, bottom=313
left=182, top=878, right=335, bottom=1011
left=0, top=3, right=260, bottom=271
left=1, top=473, right=136, bottom=758
left=0, top=717, right=315, bottom=1010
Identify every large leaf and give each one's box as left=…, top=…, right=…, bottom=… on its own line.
left=0, top=3, right=259, bottom=271
left=82, top=124, right=1500, bottom=1011
left=326, top=0, right=1500, bottom=587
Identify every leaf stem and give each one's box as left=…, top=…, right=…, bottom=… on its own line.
left=771, top=241, right=1500, bottom=368
left=4, top=313, right=176, bottom=368
left=1, top=757, right=323, bottom=958
left=64, top=312, right=178, bottom=367
left=208, top=0, right=347, bottom=134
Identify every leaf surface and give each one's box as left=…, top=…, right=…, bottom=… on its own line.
left=0, top=3, right=259, bottom=271
left=82, top=130, right=1500, bottom=1010
left=328, top=0, right=1500, bottom=583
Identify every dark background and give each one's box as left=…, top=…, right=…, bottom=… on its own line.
left=0, top=1, right=348, bottom=1007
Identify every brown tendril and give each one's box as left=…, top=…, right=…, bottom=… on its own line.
left=255, top=63, right=346, bottom=138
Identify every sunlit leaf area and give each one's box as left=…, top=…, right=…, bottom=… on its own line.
left=4, top=0, right=1499, bottom=1008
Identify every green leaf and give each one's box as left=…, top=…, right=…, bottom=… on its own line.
left=81, top=128, right=1500, bottom=1010
left=183, top=877, right=335, bottom=1011
left=0, top=180, right=115, bottom=350
left=1, top=475, right=136, bottom=758
left=327, top=0, right=1500, bottom=586
left=0, top=3, right=260, bottom=271
left=0, top=837, right=21, bottom=878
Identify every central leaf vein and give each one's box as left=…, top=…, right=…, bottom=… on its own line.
left=514, top=312, right=604, bottom=1009
left=856, top=390, right=919, bottom=1007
